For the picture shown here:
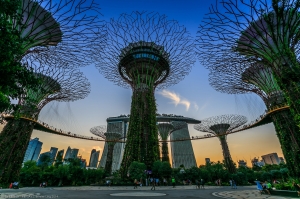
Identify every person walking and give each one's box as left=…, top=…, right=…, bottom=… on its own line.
left=163, top=178, right=167, bottom=186
left=171, top=177, right=176, bottom=188
left=200, top=179, right=205, bottom=189
left=229, top=179, right=233, bottom=188
left=151, top=178, right=156, bottom=190
left=134, top=179, right=138, bottom=189
left=232, top=179, right=237, bottom=189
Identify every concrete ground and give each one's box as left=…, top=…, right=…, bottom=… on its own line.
left=0, top=185, right=298, bottom=199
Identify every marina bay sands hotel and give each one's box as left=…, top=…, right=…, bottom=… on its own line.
left=98, top=114, right=200, bottom=171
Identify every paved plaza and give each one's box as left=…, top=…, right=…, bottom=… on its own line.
left=0, top=186, right=298, bottom=199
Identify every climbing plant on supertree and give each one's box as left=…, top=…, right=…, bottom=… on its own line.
left=194, top=115, right=247, bottom=173
left=208, top=61, right=300, bottom=177
left=0, top=61, right=90, bottom=186
left=157, top=122, right=186, bottom=163
left=95, top=11, right=195, bottom=176
left=196, top=0, right=300, bottom=130
left=90, top=124, right=122, bottom=174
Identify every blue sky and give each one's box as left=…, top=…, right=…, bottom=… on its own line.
left=23, top=0, right=283, bottom=165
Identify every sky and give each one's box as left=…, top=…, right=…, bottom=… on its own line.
left=1, top=0, right=283, bottom=166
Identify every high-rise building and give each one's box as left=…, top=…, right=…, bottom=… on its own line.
left=64, top=146, right=79, bottom=160
left=261, top=153, right=280, bottom=165
left=49, top=147, right=58, bottom=165
left=279, top=157, right=285, bottom=164
left=205, top=158, right=211, bottom=164
left=56, top=149, right=64, bottom=160
left=170, top=123, right=197, bottom=168
left=89, top=149, right=96, bottom=167
left=90, top=150, right=100, bottom=168
left=251, top=157, right=265, bottom=167
left=238, top=160, right=247, bottom=167
left=23, top=137, right=43, bottom=163
left=37, top=151, right=51, bottom=166
left=99, top=120, right=127, bottom=171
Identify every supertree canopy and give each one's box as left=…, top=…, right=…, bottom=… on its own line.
left=0, top=61, right=90, bottom=185
left=90, top=124, right=122, bottom=174
left=209, top=62, right=300, bottom=177
left=14, top=0, right=105, bottom=66
left=96, top=11, right=195, bottom=175
left=157, top=122, right=186, bottom=163
left=194, top=115, right=247, bottom=173
left=196, top=0, right=300, bottom=131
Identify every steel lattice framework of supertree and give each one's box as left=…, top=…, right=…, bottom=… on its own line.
left=95, top=11, right=195, bottom=175
left=157, top=121, right=186, bottom=163
left=209, top=61, right=300, bottom=177
left=195, top=0, right=300, bottom=132
left=194, top=115, right=247, bottom=173
left=90, top=124, right=122, bottom=174
left=13, top=0, right=105, bottom=67
left=0, top=61, right=90, bottom=185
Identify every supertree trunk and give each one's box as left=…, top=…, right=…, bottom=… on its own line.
left=219, top=136, right=236, bottom=173
left=0, top=120, right=35, bottom=185
left=271, top=110, right=300, bottom=177
left=161, top=141, right=169, bottom=163
left=120, top=88, right=159, bottom=176
left=105, top=143, right=115, bottom=174
left=270, top=52, right=300, bottom=132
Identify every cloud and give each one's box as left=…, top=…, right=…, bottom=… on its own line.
left=159, top=90, right=198, bottom=111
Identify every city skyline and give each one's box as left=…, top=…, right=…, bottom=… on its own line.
left=1, top=0, right=284, bottom=166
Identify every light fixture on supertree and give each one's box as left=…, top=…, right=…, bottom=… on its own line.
left=194, top=114, right=247, bottom=173
left=195, top=0, right=300, bottom=131
left=90, top=124, right=122, bottom=174
left=209, top=61, right=300, bottom=177
left=157, top=121, right=186, bottom=163
left=13, top=0, right=105, bottom=67
left=0, top=61, right=90, bottom=185
left=96, top=11, right=195, bottom=175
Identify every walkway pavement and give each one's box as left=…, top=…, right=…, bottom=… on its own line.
left=213, top=189, right=299, bottom=199
left=0, top=186, right=298, bottom=199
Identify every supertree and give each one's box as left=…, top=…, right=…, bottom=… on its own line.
left=0, top=61, right=90, bottom=185
left=195, top=0, right=300, bottom=130
left=209, top=61, right=300, bottom=176
left=95, top=11, right=195, bottom=175
left=157, top=122, right=186, bottom=163
left=90, top=124, right=122, bottom=174
left=194, top=114, right=247, bottom=173
left=12, top=0, right=105, bottom=66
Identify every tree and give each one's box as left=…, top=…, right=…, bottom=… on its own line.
left=159, top=162, right=172, bottom=178
left=53, top=165, right=70, bottom=186
left=128, top=161, right=146, bottom=181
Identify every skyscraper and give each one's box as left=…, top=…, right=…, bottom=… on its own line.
left=49, top=147, right=58, bottom=165
left=99, top=120, right=127, bottom=171
left=205, top=158, right=211, bottom=164
left=37, top=151, right=51, bottom=166
left=261, top=153, right=280, bottom=165
left=90, top=150, right=100, bottom=168
left=23, top=137, right=43, bottom=163
left=56, top=149, right=64, bottom=160
left=170, top=123, right=197, bottom=168
left=64, top=146, right=79, bottom=160
left=89, top=149, right=96, bottom=167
